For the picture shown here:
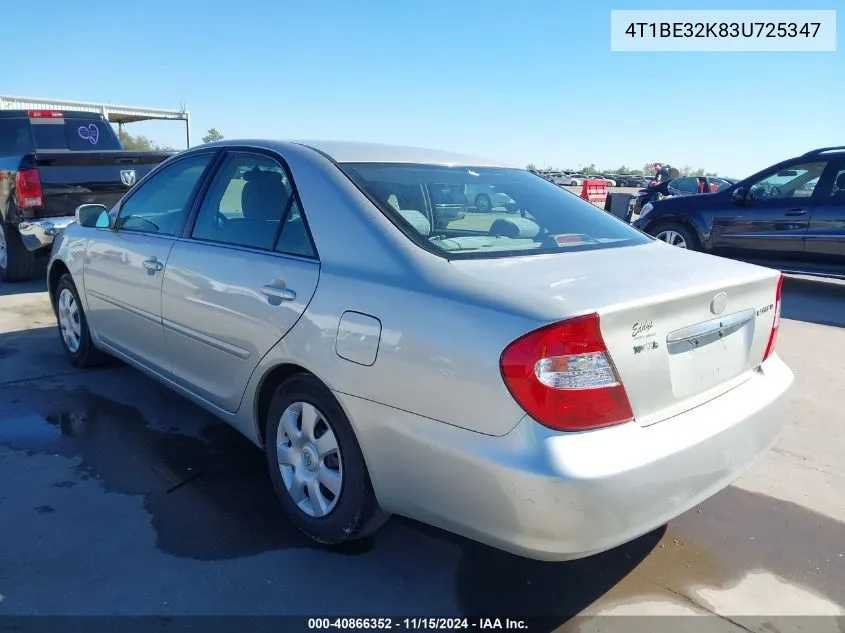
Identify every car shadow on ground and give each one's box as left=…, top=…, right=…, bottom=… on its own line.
left=0, top=325, right=663, bottom=623
left=4, top=354, right=845, bottom=622
left=782, top=275, right=845, bottom=329
left=0, top=263, right=48, bottom=298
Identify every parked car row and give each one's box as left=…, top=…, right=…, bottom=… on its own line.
left=532, top=169, right=652, bottom=189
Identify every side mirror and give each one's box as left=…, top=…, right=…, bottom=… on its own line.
left=731, top=187, right=746, bottom=205
left=75, top=204, right=110, bottom=228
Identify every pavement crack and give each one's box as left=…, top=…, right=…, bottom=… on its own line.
left=0, top=368, right=110, bottom=387
left=632, top=570, right=756, bottom=632
left=165, top=472, right=203, bottom=494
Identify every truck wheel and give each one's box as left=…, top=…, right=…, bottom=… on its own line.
left=0, top=222, right=37, bottom=282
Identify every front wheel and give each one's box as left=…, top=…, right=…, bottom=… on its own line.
left=650, top=222, right=699, bottom=251
left=55, top=274, right=110, bottom=367
left=265, top=374, right=389, bottom=545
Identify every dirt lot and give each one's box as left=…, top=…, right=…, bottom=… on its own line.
left=0, top=272, right=843, bottom=630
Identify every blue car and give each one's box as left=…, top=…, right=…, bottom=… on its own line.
left=633, top=147, right=845, bottom=280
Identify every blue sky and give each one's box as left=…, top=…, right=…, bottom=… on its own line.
left=3, top=0, right=841, bottom=177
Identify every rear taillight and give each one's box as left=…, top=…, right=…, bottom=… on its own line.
left=500, top=313, right=634, bottom=432
left=762, top=274, right=783, bottom=362
left=15, top=169, right=44, bottom=209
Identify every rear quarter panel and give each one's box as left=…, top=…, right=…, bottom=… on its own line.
left=245, top=264, right=539, bottom=439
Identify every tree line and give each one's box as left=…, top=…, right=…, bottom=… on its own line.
left=117, top=127, right=225, bottom=151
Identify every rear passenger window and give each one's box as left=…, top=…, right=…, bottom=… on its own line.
left=670, top=177, right=698, bottom=194
left=275, top=200, right=316, bottom=258
left=192, top=152, right=316, bottom=256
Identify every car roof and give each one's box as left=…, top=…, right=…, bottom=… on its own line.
left=291, top=140, right=515, bottom=167
left=198, top=139, right=516, bottom=167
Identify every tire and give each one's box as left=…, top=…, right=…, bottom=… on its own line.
left=474, top=194, right=492, bottom=212
left=55, top=273, right=110, bottom=368
left=649, top=222, right=700, bottom=251
left=265, top=373, right=389, bottom=545
left=0, top=222, right=37, bottom=283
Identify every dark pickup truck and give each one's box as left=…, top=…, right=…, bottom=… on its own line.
left=0, top=109, right=172, bottom=281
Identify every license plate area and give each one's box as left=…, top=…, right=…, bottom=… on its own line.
left=666, top=309, right=756, bottom=400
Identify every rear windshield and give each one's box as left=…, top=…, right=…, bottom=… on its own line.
left=0, top=117, right=122, bottom=154
left=339, top=163, right=650, bottom=259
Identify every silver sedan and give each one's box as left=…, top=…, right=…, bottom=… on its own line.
left=46, top=140, right=794, bottom=561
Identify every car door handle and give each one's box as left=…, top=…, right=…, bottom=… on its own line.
left=261, top=285, right=296, bottom=302
left=142, top=257, right=164, bottom=271
left=784, top=209, right=808, bottom=216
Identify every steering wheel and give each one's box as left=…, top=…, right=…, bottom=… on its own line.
left=769, top=185, right=784, bottom=199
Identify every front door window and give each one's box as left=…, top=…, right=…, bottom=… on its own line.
left=748, top=161, right=826, bottom=201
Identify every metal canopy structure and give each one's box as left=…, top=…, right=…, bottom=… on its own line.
left=0, top=94, right=192, bottom=147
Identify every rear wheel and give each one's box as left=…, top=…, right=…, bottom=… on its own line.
left=650, top=222, right=699, bottom=251
left=0, top=222, right=37, bottom=283
left=265, top=374, right=389, bottom=545
left=474, top=194, right=492, bottom=212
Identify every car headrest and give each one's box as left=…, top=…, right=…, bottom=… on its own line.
left=241, top=170, right=289, bottom=220
left=488, top=217, right=540, bottom=239
left=836, top=173, right=845, bottom=189
left=397, top=209, right=431, bottom=235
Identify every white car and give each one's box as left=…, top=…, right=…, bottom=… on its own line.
left=551, top=173, right=583, bottom=187
left=587, top=175, right=617, bottom=187
left=465, top=184, right=517, bottom=212
left=560, top=175, right=584, bottom=186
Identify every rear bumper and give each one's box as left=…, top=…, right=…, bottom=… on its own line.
left=338, top=354, right=793, bottom=561
left=17, top=216, right=75, bottom=252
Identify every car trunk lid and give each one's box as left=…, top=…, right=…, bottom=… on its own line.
left=451, top=242, right=781, bottom=427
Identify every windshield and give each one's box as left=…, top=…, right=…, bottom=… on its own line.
left=339, top=163, right=650, bottom=259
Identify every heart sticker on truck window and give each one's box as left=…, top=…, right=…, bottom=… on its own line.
left=78, top=124, right=100, bottom=145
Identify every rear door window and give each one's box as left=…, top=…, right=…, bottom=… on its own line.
left=669, top=177, right=699, bottom=194
left=192, top=152, right=316, bottom=257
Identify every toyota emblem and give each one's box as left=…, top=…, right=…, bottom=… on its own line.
left=710, top=292, right=728, bottom=315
